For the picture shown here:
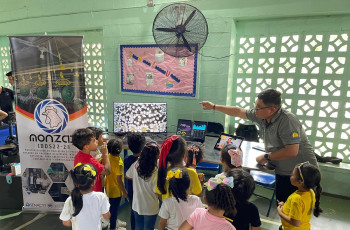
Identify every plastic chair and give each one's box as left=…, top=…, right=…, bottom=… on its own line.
left=249, top=170, right=276, bottom=217
left=196, top=161, right=221, bottom=174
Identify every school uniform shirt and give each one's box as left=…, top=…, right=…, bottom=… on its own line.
left=225, top=202, right=261, bottom=230
left=158, top=195, right=203, bottom=230
left=124, top=155, right=139, bottom=201
left=187, top=208, right=236, bottom=230
left=105, top=154, right=124, bottom=198
left=59, top=191, right=110, bottom=230
left=246, top=108, right=318, bottom=176
left=155, top=167, right=202, bottom=201
left=74, top=151, right=105, bottom=192
left=126, top=161, right=159, bottom=215
left=281, top=189, right=315, bottom=230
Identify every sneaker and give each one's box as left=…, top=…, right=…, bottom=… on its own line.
left=117, top=228, right=126, bottom=230
left=117, top=219, right=127, bottom=227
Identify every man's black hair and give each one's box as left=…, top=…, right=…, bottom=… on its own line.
left=6, top=71, right=12, bottom=77
left=257, top=88, right=281, bottom=107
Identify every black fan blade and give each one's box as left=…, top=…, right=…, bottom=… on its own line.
left=182, top=35, right=191, bottom=52
left=183, top=10, right=196, bottom=27
left=156, top=27, right=177, bottom=32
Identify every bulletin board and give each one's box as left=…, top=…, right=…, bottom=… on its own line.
left=120, top=44, right=198, bottom=97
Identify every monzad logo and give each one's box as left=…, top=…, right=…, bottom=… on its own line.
left=34, top=99, right=69, bottom=134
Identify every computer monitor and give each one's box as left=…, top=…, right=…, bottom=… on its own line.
left=113, top=102, right=167, bottom=134
left=176, top=119, right=207, bottom=142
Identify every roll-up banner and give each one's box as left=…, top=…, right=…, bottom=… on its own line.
left=9, top=36, right=87, bottom=212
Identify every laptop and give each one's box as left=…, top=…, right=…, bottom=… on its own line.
left=176, top=119, right=208, bottom=143
left=214, top=133, right=244, bottom=150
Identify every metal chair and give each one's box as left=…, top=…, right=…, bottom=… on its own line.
left=249, top=170, right=276, bottom=217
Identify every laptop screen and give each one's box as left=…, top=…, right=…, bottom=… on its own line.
left=214, top=133, right=244, bottom=150
left=176, top=119, right=207, bottom=142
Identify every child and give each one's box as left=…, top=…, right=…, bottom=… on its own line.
left=226, top=168, right=261, bottom=230
left=156, top=135, right=202, bottom=201
left=277, top=162, right=322, bottom=230
left=179, top=174, right=237, bottom=230
left=124, top=134, right=146, bottom=230
left=73, top=128, right=110, bottom=192
left=105, top=138, right=128, bottom=230
left=185, top=145, right=205, bottom=182
left=87, top=127, right=105, bottom=161
left=158, top=168, right=203, bottom=230
left=221, top=145, right=243, bottom=173
left=126, top=142, right=160, bottom=230
left=60, top=163, right=110, bottom=229
left=87, top=127, right=111, bottom=228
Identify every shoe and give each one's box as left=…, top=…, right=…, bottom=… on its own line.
left=117, top=227, right=126, bottom=230
left=117, top=219, right=127, bottom=227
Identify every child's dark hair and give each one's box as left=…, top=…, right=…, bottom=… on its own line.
left=127, top=134, right=146, bottom=154
left=186, top=144, right=204, bottom=167
left=72, top=128, right=94, bottom=150
left=157, top=136, right=187, bottom=194
left=137, top=142, right=160, bottom=180
left=70, top=163, right=97, bottom=216
left=226, top=168, right=255, bottom=204
left=87, top=127, right=103, bottom=140
left=168, top=168, right=190, bottom=202
left=107, top=138, right=123, bottom=156
left=221, top=145, right=240, bottom=169
left=205, top=183, right=237, bottom=215
left=296, top=163, right=323, bottom=217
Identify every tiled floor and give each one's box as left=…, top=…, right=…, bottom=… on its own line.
left=1, top=190, right=350, bottom=230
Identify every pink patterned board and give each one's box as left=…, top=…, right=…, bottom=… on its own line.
left=120, top=44, right=197, bottom=97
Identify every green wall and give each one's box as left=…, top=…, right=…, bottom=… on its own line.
left=0, top=0, right=350, bottom=132
left=1, top=0, right=350, bottom=197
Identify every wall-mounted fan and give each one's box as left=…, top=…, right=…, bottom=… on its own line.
left=152, top=3, right=208, bottom=57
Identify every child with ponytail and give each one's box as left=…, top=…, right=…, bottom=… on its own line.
left=126, top=142, right=160, bottom=230
left=277, top=162, right=322, bottom=230
left=185, top=144, right=205, bottom=182
left=179, top=174, right=237, bottom=230
left=158, top=168, right=203, bottom=230
left=156, top=135, right=202, bottom=201
left=59, top=163, right=110, bottom=229
left=220, top=144, right=243, bottom=173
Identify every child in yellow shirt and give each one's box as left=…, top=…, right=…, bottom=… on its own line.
left=277, top=162, right=322, bottom=230
left=105, top=138, right=128, bottom=230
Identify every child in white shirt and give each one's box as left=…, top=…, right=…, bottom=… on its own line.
left=158, top=168, right=203, bottom=230
left=59, top=163, right=110, bottom=230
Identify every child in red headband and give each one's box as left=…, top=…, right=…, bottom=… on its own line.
left=156, top=135, right=202, bottom=201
